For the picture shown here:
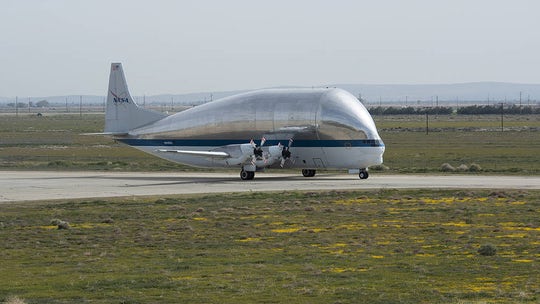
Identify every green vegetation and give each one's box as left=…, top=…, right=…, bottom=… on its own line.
left=0, top=113, right=539, bottom=174
left=374, top=114, right=540, bottom=174
left=369, top=105, right=540, bottom=115
left=369, top=106, right=454, bottom=115
left=456, top=105, right=540, bottom=115
left=0, top=114, right=193, bottom=172
left=1, top=190, right=538, bottom=303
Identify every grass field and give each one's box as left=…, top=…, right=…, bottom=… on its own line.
left=1, top=114, right=539, bottom=303
left=375, top=114, right=540, bottom=174
left=0, top=113, right=539, bottom=174
left=0, top=114, right=191, bottom=172
left=1, top=190, right=538, bottom=303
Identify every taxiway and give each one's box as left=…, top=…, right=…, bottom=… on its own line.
left=1, top=171, right=538, bottom=203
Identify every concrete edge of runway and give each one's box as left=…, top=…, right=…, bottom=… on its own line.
left=1, top=171, right=539, bottom=203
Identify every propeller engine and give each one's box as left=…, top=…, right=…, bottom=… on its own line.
left=280, top=138, right=293, bottom=167
left=247, top=137, right=293, bottom=168
left=250, top=137, right=265, bottom=165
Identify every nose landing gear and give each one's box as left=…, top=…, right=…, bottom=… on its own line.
left=359, top=168, right=369, bottom=179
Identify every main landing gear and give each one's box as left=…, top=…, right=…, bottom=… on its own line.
left=302, top=169, right=316, bottom=177
left=359, top=168, right=369, bottom=179
left=240, top=169, right=255, bottom=180
left=240, top=168, right=368, bottom=180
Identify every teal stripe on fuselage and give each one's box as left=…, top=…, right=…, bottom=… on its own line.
left=117, top=138, right=384, bottom=148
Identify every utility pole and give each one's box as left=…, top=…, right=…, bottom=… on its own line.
left=15, top=96, right=18, bottom=117
left=425, top=108, right=429, bottom=135
left=500, top=102, right=504, bottom=132
left=79, top=95, right=82, bottom=118
left=66, top=97, right=68, bottom=113
left=519, top=91, right=522, bottom=114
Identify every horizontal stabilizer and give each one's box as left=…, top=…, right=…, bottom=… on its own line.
left=156, top=149, right=230, bottom=158
left=82, top=132, right=129, bottom=136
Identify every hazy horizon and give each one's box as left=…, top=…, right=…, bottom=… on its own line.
left=2, top=82, right=540, bottom=106
left=2, top=0, right=540, bottom=97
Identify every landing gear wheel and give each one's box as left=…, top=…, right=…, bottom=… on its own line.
left=302, top=169, right=316, bottom=177
left=359, top=169, right=369, bottom=180
left=240, top=170, right=255, bottom=180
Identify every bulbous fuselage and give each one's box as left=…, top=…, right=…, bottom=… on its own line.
left=122, top=88, right=385, bottom=169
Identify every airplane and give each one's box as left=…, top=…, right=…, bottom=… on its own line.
left=103, top=63, right=385, bottom=180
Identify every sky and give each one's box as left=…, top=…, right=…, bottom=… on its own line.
left=1, top=0, right=540, bottom=97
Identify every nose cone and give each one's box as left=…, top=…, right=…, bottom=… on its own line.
left=318, top=89, right=383, bottom=142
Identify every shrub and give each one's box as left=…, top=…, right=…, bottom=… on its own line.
left=478, top=244, right=497, bottom=256
left=47, top=160, right=71, bottom=167
left=51, top=219, right=70, bottom=230
left=370, top=164, right=389, bottom=171
left=3, top=296, right=26, bottom=304
left=469, top=163, right=482, bottom=172
left=457, top=164, right=469, bottom=171
left=441, top=163, right=455, bottom=172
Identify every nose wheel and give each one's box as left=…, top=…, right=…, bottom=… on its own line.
left=359, top=169, right=369, bottom=179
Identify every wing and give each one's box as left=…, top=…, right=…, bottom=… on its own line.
left=156, top=149, right=230, bottom=158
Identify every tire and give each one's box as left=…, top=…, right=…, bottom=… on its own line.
left=302, top=169, right=316, bottom=177
left=240, top=170, right=250, bottom=180
left=359, top=170, right=369, bottom=180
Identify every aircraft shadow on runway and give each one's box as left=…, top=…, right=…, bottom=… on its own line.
left=97, top=173, right=356, bottom=188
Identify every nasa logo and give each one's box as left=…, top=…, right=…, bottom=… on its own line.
left=113, top=97, right=130, bottom=103
left=110, top=91, right=130, bottom=104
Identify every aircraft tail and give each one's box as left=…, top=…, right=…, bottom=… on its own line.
left=105, top=63, right=166, bottom=134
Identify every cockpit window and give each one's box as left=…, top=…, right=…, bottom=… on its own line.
left=317, top=89, right=380, bottom=140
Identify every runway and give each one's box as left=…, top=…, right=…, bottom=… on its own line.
left=0, top=171, right=538, bottom=202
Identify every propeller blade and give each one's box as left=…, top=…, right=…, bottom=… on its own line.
left=260, top=137, right=266, bottom=147
left=288, top=138, right=294, bottom=148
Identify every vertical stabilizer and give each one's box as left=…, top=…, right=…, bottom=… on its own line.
left=105, top=63, right=166, bottom=134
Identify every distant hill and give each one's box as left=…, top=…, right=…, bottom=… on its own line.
left=1, top=82, right=539, bottom=106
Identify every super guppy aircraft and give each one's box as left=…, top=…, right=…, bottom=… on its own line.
left=104, top=63, right=385, bottom=180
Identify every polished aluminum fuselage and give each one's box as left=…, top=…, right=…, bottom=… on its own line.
left=118, top=88, right=384, bottom=170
